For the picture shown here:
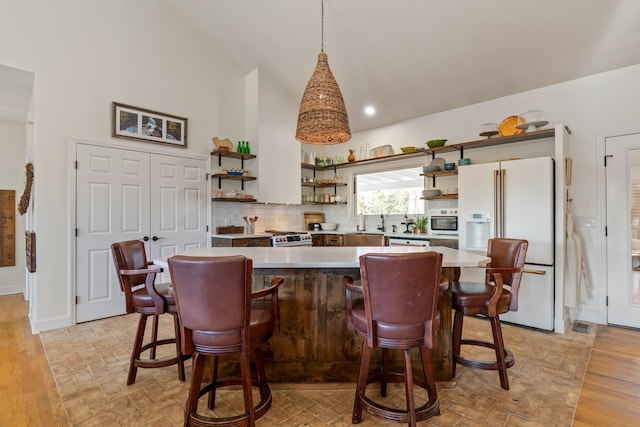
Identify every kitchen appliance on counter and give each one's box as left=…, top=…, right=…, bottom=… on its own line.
left=428, top=208, right=458, bottom=235
left=268, top=231, right=313, bottom=247
left=458, top=156, right=554, bottom=330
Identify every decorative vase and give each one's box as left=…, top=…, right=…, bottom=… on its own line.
left=348, top=149, right=355, bottom=162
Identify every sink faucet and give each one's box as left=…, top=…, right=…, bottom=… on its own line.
left=378, top=214, right=385, bottom=232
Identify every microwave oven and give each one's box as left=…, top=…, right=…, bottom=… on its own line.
left=428, top=208, right=458, bottom=235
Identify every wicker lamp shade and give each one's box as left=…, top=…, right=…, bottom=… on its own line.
left=296, top=51, right=351, bottom=145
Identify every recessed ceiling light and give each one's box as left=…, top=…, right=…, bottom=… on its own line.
left=364, top=106, right=376, bottom=116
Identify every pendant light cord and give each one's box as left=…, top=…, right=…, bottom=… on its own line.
left=321, top=0, right=324, bottom=52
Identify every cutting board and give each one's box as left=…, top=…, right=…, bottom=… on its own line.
left=303, top=212, right=324, bottom=231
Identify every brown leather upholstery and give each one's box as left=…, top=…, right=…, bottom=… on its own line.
left=451, top=238, right=528, bottom=390
left=111, top=240, right=186, bottom=385
left=344, top=252, right=444, bottom=426
left=343, top=233, right=388, bottom=246
left=168, top=255, right=283, bottom=427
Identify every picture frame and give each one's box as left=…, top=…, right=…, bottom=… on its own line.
left=112, top=102, right=188, bottom=148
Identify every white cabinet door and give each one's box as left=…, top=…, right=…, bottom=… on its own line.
left=76, top=144, right=208, bottom=322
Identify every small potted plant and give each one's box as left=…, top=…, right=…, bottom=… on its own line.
left=413, top=215, right=428, bottom=233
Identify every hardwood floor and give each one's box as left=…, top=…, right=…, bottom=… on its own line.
left=0, top=294, right=67, bottom=426
left=1, top=292, right=639, bottom=426
left=573, top=325, right=640, bottom=426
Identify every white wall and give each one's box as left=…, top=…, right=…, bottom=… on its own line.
left=322, top=64, right=640, bottom=324
left=0, top=120, right=26, bottom=295
left=0, top=0, right=246, bottom=331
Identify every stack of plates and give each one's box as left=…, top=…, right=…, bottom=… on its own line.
left=422, top=189, right=441, bottom=197
left=423, top=165, right=440, bottom=173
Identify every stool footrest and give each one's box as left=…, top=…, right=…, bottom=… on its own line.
left=354, top=370, right=439, bottom=424
left=454, top=339, right=515, bottom=371
left=189, top=378, right=272, bottom=426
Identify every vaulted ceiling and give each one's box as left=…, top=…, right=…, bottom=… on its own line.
left=162, top=0, right=640, bottom=132
left=3, top=1, right=639, bottom=131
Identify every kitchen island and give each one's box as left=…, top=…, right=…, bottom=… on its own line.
left=155, top=246, right=489, bottom=382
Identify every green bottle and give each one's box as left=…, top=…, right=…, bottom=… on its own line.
left=245, top=141, right=250, bottom=154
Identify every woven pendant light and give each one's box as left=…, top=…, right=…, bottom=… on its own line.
left=296, top=0, right=351, bottom=145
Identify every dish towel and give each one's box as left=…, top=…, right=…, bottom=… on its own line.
left=564, top=209, right=593, bottom=321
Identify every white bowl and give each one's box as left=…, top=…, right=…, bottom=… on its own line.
left=320, top=223, right=338, bottom=231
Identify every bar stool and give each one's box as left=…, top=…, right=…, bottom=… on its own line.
left=111, top=240, right=187, bottom=385
left=451, top=238, right=528, bottom=390
left=168, top=255, right=283, bottom=427
left=344, top=252, right=444, bottom=426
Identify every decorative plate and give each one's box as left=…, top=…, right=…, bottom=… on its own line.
left=498, top=115, right=525, bottom=137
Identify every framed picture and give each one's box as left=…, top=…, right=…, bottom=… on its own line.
left=112, top=102, right=188, bottom=148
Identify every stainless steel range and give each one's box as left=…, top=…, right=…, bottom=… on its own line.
left=268, top=231, right=313, bottom=247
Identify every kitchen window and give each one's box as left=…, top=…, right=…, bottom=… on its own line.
left=355, top=166, right=425, bottom=215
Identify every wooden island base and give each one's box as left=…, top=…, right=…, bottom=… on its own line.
left=236, top=267, right=455, bottom=383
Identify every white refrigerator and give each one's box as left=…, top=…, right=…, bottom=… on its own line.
left=457, top=156, right=554, bottom=331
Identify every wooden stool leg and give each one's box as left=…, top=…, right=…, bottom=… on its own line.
left=352, top=342, right=371, bottom=424
left=419, top=346, right=438, bottom=404
left=172, top=312, right=186, bottom=382
left=240, top=350, right=255, bottom=426
left=186, top=353, right=206, bottom=427
left=451, top=311, right=464, bottom=378
left=254, top=347, right=270, bottom=401
left=490, top=317, right=509, bottom=390
left=150, top=314, right=159, bottom=359
left=402, top=348, right=417, bottom=427
left=380, top=347, right=389, bottom=397
left=128, top=314, right=148, bottom=385
left=207, top=356, right=219, bottom=410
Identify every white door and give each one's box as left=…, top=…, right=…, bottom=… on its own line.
left=76, top=144, right=208, bottom=322
left=606, top=132, right=640, bottom=328
left=76, top=145, right=150, bottom=322
left=148, top=154, right=208, bottom=283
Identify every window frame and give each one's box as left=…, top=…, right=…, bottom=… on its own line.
left=350, top=158, right=427, bottom=217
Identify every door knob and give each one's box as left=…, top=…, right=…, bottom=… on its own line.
left=142, top=236, right=149, bottom=241
left=152, top=236, right=160, bottom=241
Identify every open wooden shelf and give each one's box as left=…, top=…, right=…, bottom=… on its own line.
left=301, top=128, right=556, bottom=171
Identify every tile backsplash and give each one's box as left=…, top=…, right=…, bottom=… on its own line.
left=212, top=203, right=447, bottom=234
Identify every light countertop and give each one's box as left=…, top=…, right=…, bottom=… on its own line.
left=211, top=231, right=458, bottom=241
left=211, top=233, right=272, bottom=239
left=154, top=245, right=487, bottom=269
